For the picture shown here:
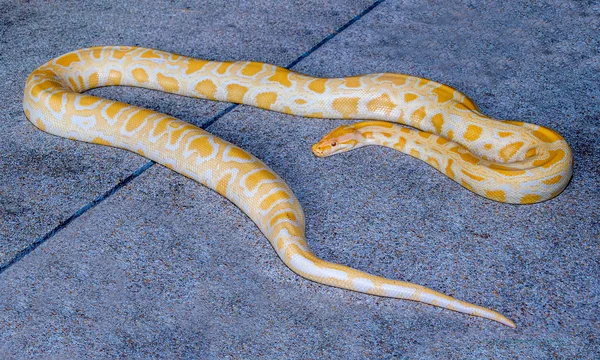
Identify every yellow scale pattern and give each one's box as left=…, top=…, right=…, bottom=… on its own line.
left=23, top=46, right=573, bottom=328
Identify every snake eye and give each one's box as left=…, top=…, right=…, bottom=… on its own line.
left=331, top=142, right=337, bottom=147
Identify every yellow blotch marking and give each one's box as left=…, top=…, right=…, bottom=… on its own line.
left=378, top=73, right=407, bottom=86
left=105, top=102, right=128, bottom=118
left=410, top=106, right=426, bottom=124
left=55, top=53, right=81, bottom=67
left=157, top=73, right=179, bottom=92
left=332, top=97, right=359, bottom=118
left=32, top=69, right=57, bottom=78
left=521, top=194, right=542, bottom=204
left=88, top=72, right=99, bottom=88
left=308, top=112, right=323, bottom=118
left=269, top=211, right=297, bottom=227
left=395, top=137, right=407, bottom=149
left=140, top=49, right=160, bottom=59
left=366, top=94, right=396, bottom=115
left=543, top=175, right=563, bottom=185
left=446, top=159, right=455, bottom=179
left=111, top=49, right=129, bottom=59
left=404, top=93, right=418, bottom=102
left=461, top=96, right=479, bottom=111
left=485, top=190, right=506, bottom=202
left=432, top=86, right=453, bottom=103
left=525, top=148, right=537, bottom=158
left=77, top=75, right=85, bottom=89
left=245, top=169, right=277, bottom=191
left=35, top=118, right=46, bottom=131
left=461, top=169, right=485, bottom=181
left=268, top=68, right=292, bottom=87
left=461, top=180, right=475, bottom=192
left=418, top=131, right=432, bottom=139
left=453, top=102, right=471, bottom=111
left=226, top=84, right=249, bottom=103
left=48, top=93, right=63, bottom=113
left=217, top=62, right=232, bottom=74
left=532, top=127, right=561, bottom=142
left=345, top=77, right=362, bottom=88
left=241, top=62, right=263, bottom=76
left=227, top=147, right=253, bottom=161
left=503, top=120, right=524, bottom=126
left=294, top=99, right=307, bottom=104
left=418, top=78, right=430, bottom=86
left=79, top=95, right=100, bottom=106
left=24, top=109, right=30, bottom=119
left=260, top=190, right=290, bottom=211
left=107, top=70, right=122, bottom=85
left=169, top=124, right=196, bottom=146
left=308, top=78, right=327, bottom=93
left=431, top=114, right=444, bottom=133
left=195, top=79, right=217, bottom=99
left=488, top=164, right=526, bottom=176
left=484, top=144, right=492, bottom=150
left=151, top=118, right=169, bottom=137
left=31, top=80, right=58, bottom=97
left=534, top=149, right=565, bottom=168
left=186, top=59, right=209, bottom=74
left=362, top=131, right=374, bottom=138
left=447, top=130, right=454, bottom=140
left=188, top=136, right=216, bottom=158
left=92, top=137, right=112, bottom=146
left=500, top=142, right=524, bottom=161
left=426, top=157, right=440, bottom=169
left=464, top=125, right=483, bottom=141
left=256, top=92, right=278, bottom=109
left=356, top=121, right=393, bottom=130
left=132, top=68, right=149, bottom=83
left=436, top=137, right=449, bottom=145
left=458, top=151, right=480, bottom=165
left=216, top=173, right=233, bottom=195
left=90, top=48, right=103, bottom=58
left=125, top=110, right=153, bottom=133
left=409, top=149, right=421, bottom=159
left=498, top=131, right=513, bottom=138
left=67, top=77, right=78, bottom=90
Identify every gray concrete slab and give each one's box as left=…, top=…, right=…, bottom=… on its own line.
left=1, top=0, right=599, bottom=358
left=0, top=0, right=372, bottom=265
left=207, top=0, right=600, bottom=356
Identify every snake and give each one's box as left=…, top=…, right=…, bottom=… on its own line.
left=23, top=46, right=573, bottom=328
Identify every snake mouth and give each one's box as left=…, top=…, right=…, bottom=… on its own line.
left=311, top=142, right=328, bottom=157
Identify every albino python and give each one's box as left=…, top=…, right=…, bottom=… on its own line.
left=23, top=46, right=573, bottom=328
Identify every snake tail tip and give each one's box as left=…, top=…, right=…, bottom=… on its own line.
left=500, top=317, right=517, bottom=329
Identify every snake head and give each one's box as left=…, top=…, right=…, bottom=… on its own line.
left=312, top=124, right=365, bottom=157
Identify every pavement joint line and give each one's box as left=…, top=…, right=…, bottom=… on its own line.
left=202, top=0, right=386, bottom=129
left=0, top=0, right=386, bottom=275
left=0, top=161, right=154, bottom=275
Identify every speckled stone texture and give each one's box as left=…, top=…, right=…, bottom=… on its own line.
left=0, top=0, right=598, bottom=358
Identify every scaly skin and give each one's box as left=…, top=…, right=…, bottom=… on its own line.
left=21, top=46, right=574, bottom=328
left=312, top=121, right=572, bottom=203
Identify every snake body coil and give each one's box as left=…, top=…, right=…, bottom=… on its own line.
left=23, top=46, right=573, bottom=327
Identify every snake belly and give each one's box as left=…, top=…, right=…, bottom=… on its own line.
left=21, top=45, right=574, bottom=328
